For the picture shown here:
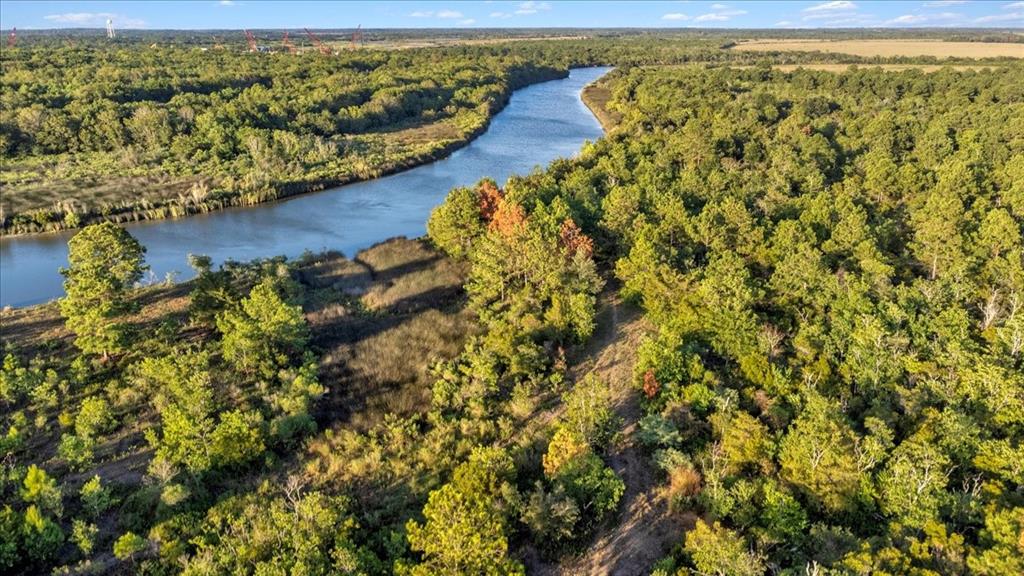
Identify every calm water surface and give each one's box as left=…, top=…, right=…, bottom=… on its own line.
left=0, top=67, right=610, bottom=307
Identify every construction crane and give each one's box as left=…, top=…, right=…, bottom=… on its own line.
left=350, top=24, right=363, bottom=49
left=6, top=28, right=15, bottom=48
left=244, top=29, right=257, bottom=53
left=106, top=18, right=115, bottom=39
left=282, top=31, right=296, bottom=54
left=304, top=28, right=331, bottom=55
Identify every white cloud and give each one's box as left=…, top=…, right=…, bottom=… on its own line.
left=802, top=9, right=860, bottom=21
left=515, top=1, right=551, bottom=15
left=437, top=10, right=464, bottom=19
left=711, top=3, right=728, bottom=9
left=817, top=15, right=878, bottom=26
left=1004, top=1, right=1024, bottom=7
left=490, top=11, right=513, bottom=18
left=44, top=12, right=102, bottom=23
left=662, top=13, right=690, bottom=20
left=218, top=0, right=235, bottom=6
left=886, top=12, right=961, bottom=24
left=889, top=14, right=928, bottom=23
left=43, top=12, right=146, bottom=28
left=459, top=18, right=476, bottom=25
left=693, top=8, right=747, bottom=22
left=409, top=10, right=433, bottom=17
left=774, top=20, right=795, bottom=26
left=803, top=1, right=857, bottom=12
left=922, top=0, right=966, bottom=6
left=974, top=11, right=1024, bottom=22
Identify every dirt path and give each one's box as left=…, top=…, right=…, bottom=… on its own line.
left=530, top=293, right=688, bottom=576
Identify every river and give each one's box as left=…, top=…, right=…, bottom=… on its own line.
left=0, top=67, right=610, bottom=308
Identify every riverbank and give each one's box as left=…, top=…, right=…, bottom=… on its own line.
left=581, top=70, right=621, bottom=133
left=1, top=67, right=611, bottom=307
left=1, top=66, right=569, bottom=238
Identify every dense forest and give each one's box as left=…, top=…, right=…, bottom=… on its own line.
left=0, top=35, right=718, bottom=235
left=2, top=31, right=1024, bottom=576
left=4, top=33, right=1020, bottom=235
left=0, top=43, right=569, bottom=234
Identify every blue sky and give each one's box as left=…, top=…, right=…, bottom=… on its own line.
left=2, top=1, right=1023, bottom=30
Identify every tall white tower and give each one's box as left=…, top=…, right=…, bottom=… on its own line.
left=106, top=18, right=115, bottom=39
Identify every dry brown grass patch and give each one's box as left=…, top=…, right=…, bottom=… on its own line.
left=732, top=39, right=1024, bottom=59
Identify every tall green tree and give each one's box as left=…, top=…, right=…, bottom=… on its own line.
left=405, top=447, right=523, bottom=575
left=683, top=519, right=764, bottom=576
left=59, top=222, right=147, bottom=360
left=217, top=277, right=309, bottom=377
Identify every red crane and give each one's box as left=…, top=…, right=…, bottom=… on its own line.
left=304, top=28, right=331, bottom=55
left=282, top=31, right=296, bottom=54
left=350, top=24, right=363, bottom=49
left=6, top=28, right=15, bottom=48
left=244, top=29, right=257, bottom=53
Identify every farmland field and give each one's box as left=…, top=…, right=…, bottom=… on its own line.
left=732, top=38, right=1024, bottom=58
left=729, top=63, right=1006, bottom=73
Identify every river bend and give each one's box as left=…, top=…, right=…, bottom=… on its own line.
left=0, top=67, right=610, bottom=307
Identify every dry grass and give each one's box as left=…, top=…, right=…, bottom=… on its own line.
left=732, top=39, right=1024, bottom=59
left=341, top=308, right=472, bottom=429
left=337, top=35, right=589, bottom=51
left=0, top=161, right=206, bottom=217
left=0, top=282, right=192, bottom=358
left=358, top=238, right=465, bottom=312
left=728, top=63, right=1002, bottom=73
left=301, top=238, right=473, bottom=431
left=582, top=79, right=621, bottom=132
left=1, top=115, right=462, bottom=219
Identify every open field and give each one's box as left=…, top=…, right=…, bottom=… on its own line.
left=732, top=39, right=1024, bottom=59
left=581, top=77, right=621, bottom=132
left=329, top=34, right=590, bottom=51
left=0, top=115, right=465, bottom=221
left=725, top=63, right=1005, bottom=73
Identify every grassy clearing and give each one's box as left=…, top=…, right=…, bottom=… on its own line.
left=727, top=63, right=1005, bottom=73
left=301, top=238, right=473, bottom=431
left=1, top=236, right=470, bottom=465
left=732, top=39, right=1024, bottom=59
left=0, top=113, right=477, bottom=235
left=330, top=35, right=591, bottom=51
left=1, top=116, right=464, bottom=220
left=0, top=236, right=471, bottom=572
left=582, top=77, right=621, bottom=132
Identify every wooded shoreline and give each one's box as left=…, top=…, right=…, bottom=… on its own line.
left=0, top=67, right=570, bottom=237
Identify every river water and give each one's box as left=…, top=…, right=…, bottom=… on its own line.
left=0, top=67, right=610, bottom=307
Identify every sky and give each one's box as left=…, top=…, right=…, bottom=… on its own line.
left=2, top=1, right=1023, bottom=30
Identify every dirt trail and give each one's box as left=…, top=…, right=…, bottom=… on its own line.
left=531, top=293, right=688, bottom=576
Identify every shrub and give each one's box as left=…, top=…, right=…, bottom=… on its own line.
left=542, top=427, right=590, bottom=478
left=58, top=434, right=95, bottom=471
left=519, top=483, right=580, bottom=548
left=21, top=465, right=62, bottom=517
left=72, top=519, right=98, bottom=556
left=684, top=519, right=764, bottom=576
left=112, top=531, right=147, bottom=561
left=22, top=506, right=64, bottom=564
left=562, top=375, right=619, bottom=450
left=80, top=475, right=113, bottom=518
left=75, top=397, right=115, bottom=438
left=666, top=462, right=703, bottom=509
left=552, top=451, right=624, bottom=525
